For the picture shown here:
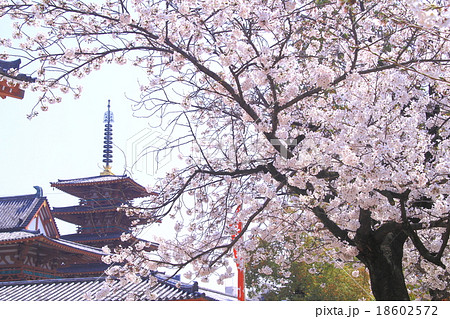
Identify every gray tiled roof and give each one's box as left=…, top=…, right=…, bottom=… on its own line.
left=0, top=230, right=40, bottom=242
left=0, top=194, right=45, bottom=231
left=52, top=237, right=106, bottom=255
left=52, top=175, right=131, bottom=185
left=0, top=59, right=36, bottom=82
left=0, top=230, right=105, bottom=258
left=0, top=275, right=212, bottom=301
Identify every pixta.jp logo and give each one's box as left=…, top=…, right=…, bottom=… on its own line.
left=126, top=128, right=172, bottom=175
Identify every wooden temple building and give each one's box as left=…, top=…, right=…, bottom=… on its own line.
left=0, top=187, right=105, bottom=281
left=0, top=100, right=235, bottom=301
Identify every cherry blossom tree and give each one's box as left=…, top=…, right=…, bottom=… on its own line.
left=1, top=0, right=449, bottom=300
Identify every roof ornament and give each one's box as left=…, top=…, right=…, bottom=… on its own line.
left=100, top=100, right=114, bottom=176
left=34, top=185, right=43, bottom=197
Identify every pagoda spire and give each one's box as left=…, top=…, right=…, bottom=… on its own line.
left=100, top=100, right=114, bottom=176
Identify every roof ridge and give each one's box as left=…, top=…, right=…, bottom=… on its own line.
left=0, top=276, right=107, bottom=287
left=54, top=174, right=129, bottom=183
left=0, top=193, right=42, bottom=200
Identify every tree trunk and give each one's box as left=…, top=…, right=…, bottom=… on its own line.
left=430, top=288, right=450, bottom=301
left=356, top=213, right=410, bottom=300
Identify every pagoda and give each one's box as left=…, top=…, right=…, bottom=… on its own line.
left=51, top=101, right=157, bottom=250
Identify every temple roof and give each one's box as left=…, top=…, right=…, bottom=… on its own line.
left=0, top=59, right=36, bottom=83
left=60, top=232, right=159, bottom=251
left=0, top=230, right=105, bottom=258
left=0, top=229, right=40, bottom=242
left=0, top=193, right=46, bottom=231
left=51, top=175, right=154, bottom=200
left=0, top=275, right=219, bottom=301
left=53, top=175, right=130, bottom=185
left=52, top=237, right=107, bottom=256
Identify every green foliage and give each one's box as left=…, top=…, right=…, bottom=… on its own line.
left=249, top=262, right=372, bottom=301
left=245, top=237, right=374, bottom=301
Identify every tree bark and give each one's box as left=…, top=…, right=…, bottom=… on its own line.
left=430, top=288, right=450, bottom=301
left=356, top=210, right=410, bottom=300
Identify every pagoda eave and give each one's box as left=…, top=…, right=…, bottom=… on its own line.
left=60, top=232, right=159, bottom=251
left=51, top=206, right=116, bottom=225
left=52, top=205, right=118, bottom=212
left=50, top=175, right=152, bottom=201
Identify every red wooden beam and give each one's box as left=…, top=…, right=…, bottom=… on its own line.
left=0, top=79, right=25, bottom=99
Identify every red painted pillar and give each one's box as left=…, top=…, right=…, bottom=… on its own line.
left=236, top=251, right=245, bottom=301
left=232, top=205, right=245, bottom=301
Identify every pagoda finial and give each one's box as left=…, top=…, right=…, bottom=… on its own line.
left=100, top=100, right=114, bottom=176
